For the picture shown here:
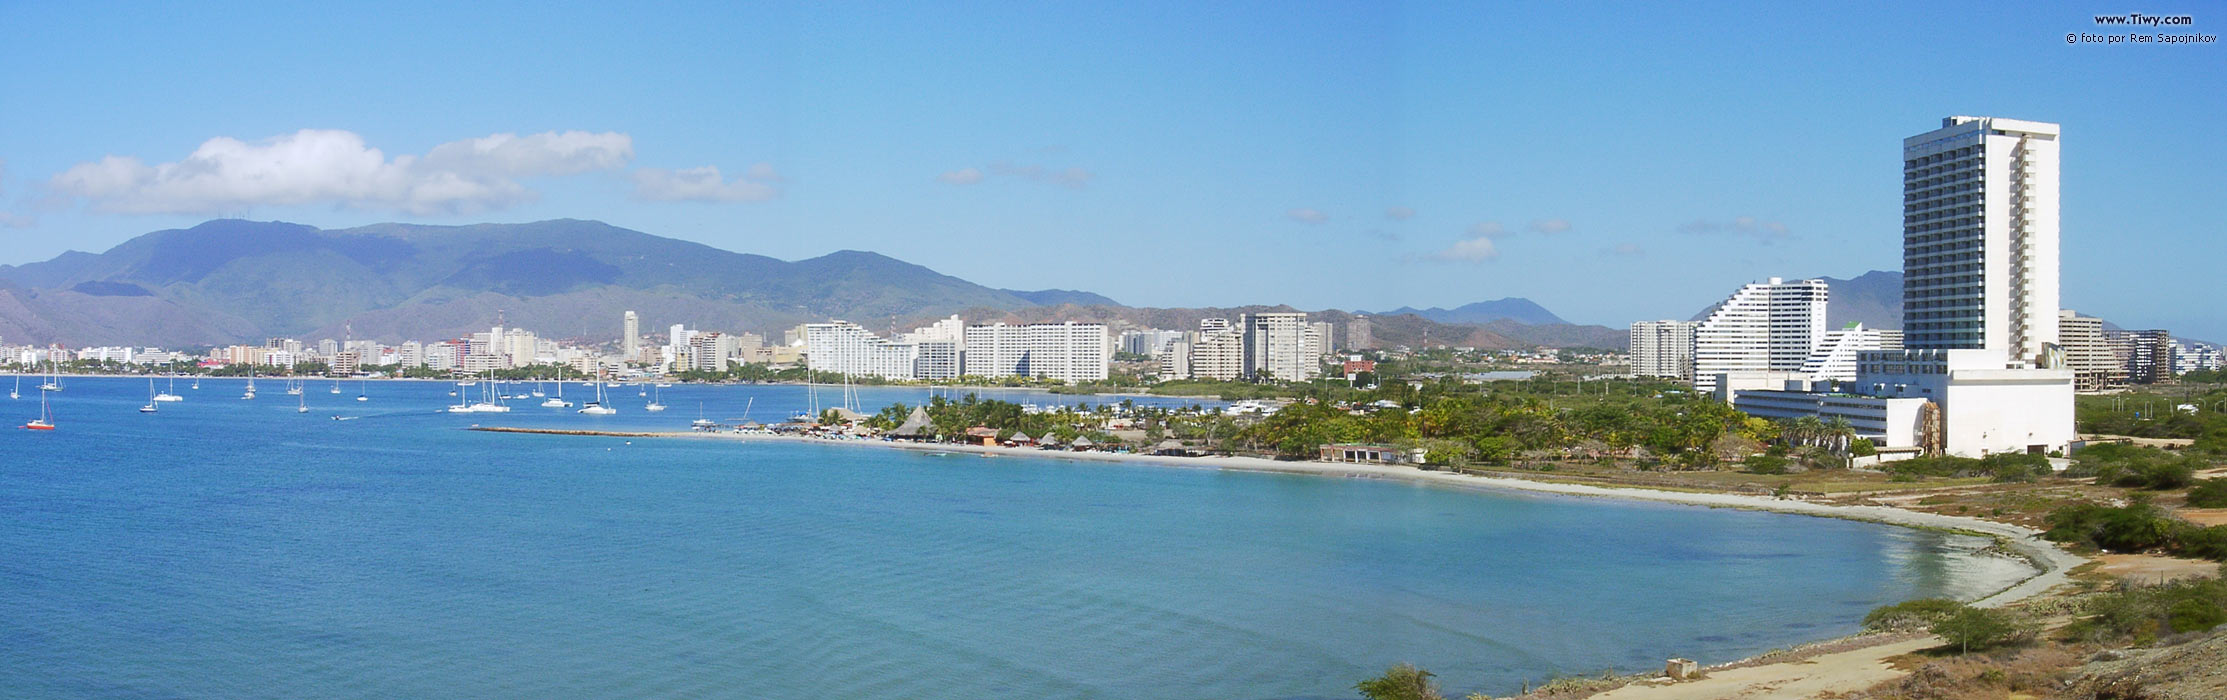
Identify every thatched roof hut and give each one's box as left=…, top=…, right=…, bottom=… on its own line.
left=890, top=407, right=937, bottom=439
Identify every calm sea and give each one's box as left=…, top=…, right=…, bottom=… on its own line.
left=1, top=377, right=2031, bottom=699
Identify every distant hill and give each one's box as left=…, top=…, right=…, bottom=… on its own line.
left=0, top=218, right=1630, bottom=350
left=1377, top=297, right=1568, bottom=326
left=1687, top=271, right=1903, bottom=330
left=0, top=219, right=1110, bottom=346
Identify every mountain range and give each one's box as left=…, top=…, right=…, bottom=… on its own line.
left=0, top=219, right=1629, bottom=351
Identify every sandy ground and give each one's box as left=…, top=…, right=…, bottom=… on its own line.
left=2183, top=509, right=2227, bottom=526
left=1589, top=637, right=1940, bottom=700
left=2097, top=553, right=2224, bottom=583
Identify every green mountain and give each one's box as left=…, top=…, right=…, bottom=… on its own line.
left=0, top=219, right=1096, bottom=346
left=0, top=218, right=1626, bottom=350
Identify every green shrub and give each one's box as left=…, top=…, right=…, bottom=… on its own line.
left=2064, top=578, right=2227, bottom=643
left=1863, top=598, right=1964, bottom=632
left=1932, top=606, right=2035, bottom=654
left=2043, top=499, right=2178, bottom=552
left=1355, top=663, right=1444, bottom=700
left=1745, top=455, right=1789, bottom=475
left=1850, top=438, right=1877, bottom=457
left=2187, top=479, right=2227, bottom=509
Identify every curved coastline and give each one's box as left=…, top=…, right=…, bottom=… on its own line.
left=475, top=426, right=2085, bottom=608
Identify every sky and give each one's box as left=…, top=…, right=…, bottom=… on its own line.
left=2, top=1, right=2222, bottom=339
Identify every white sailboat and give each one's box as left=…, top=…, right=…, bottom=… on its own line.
left=465, top=371, right=509, bottom=412
left=139, top=377, right=158, bottom=413
left=9, top=372, right=18, bottom=400
left=541, top=378, right=572, bottom=408
left=154, top=363, right=183, bottom=402
left=692, top=401, right=718, bottom=429
left=356, top=378, right=368, bottom=402
left=285, top=374, right=303, bottom=396
left=329, top=378, right=342, bottom=395
left=297, top=391, right=309, bottom=414
left=644, top=384, right=667, bottom=412
left=576, top=374, right=616, bottom=415
left=39, top=356, right=62, bottom=392
left=22, top=381, right=54, bottom=430
left=242, top=371, right=258, bottom=400
left=447, top=379, right=474, bottom=413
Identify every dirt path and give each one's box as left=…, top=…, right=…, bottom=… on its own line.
left=2097, top=553, right=2223, bottom=583
left=1590, top=637, right=1937, bottom=700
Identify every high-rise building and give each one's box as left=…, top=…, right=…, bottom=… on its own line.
left=1348, top=315, right=1372, bottom=350
left=1901, top=116, right=2060, bottom=362
left=961, top=322, right=1109, bottom=383
left=804, top=322, right=919, bottom=380
left=1628, top=320, right=1697, bottom=380
left=2056, top=310, right=2123, bottom=392
left=623, top=311, right=639, bottom=361
left=2109, top=329, right=2174, bottom=384
left=1240, top=312, right=1318, bottom=382
left=1691, top=277, right=1827, bottom=392
left=1308, top=322, right=1336, bottom=356
left=1118, top=329, right=1185, bottom=358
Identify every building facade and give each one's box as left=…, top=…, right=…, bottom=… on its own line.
left=1628, top=320, right=1697, bottom=380
left=1692, top=277, right=1828, bottom=392
left=961, top=322, right=1109, bottom=383
left=1240, top=312, right=1319, bottom=382
left=804, top=321, right=920, bottom=380
left=2057, top=310, right=2124, bottom=392
left=1901, top=116, right=2061, bottom=359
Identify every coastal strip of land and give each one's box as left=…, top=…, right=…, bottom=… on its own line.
left=471, top=425, right=2083, bottom=608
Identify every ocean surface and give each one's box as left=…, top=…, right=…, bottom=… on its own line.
left=2, top=377, right=2033, bottom=699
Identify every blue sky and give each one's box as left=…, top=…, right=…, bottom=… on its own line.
left=2, top=2, right=2221, bottom=339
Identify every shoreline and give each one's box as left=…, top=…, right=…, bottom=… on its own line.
left=473, top=426, right=2084, bottom=608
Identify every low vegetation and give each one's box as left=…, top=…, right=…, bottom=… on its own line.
left=2063, top=571, right=2227, bottom=644
left=1354, top=663, right=1444, bottom=700
left=2043, top=497, right=2227, bottom=561
left=1862, top=599, right=2035, bottom=654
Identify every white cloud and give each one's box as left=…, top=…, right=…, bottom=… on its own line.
left=1528, top=218, right=1572, bottom=234
left=48, top=129, right=635, bottom=216
left=940, top=160, right=1094, bottom=189
left=1679, top=216, right=1791, bottom=239
left=1466, top=221, right=1506, bottom=238
left=1431, top=236, right=1499, bottom=262
left=1286, top=208, right=1328, bottom=224
left=936, top=168, right=986, bottom=185
left=0, top=211, right=33, bottom=228
left=632, top=165, right=780, bottom=203
left=1607, top=242, right=1645, bottom=257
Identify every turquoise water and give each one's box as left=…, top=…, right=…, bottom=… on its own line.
left=2, top=377, right=2031, bottom=698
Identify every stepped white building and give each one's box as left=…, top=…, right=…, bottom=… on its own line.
left=1691, top=278, right=1827, bottom=392
left=1797, top=324, right=1902, bottom=384
left=804, top=321, right=920, bottom=380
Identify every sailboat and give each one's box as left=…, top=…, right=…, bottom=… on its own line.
left=531, top=378, right=546, bottom=398
left=541, top=378, right=572, bottom=408
left=692, top=401, right=718, bottom=429
left=139, top=377, right=159, bottom=413
left=285, top=374, right=303, bottom=396
left=329, top=378, right=342, bottom=395
left=297, top=391, right=309, bottom=414
left=577, top=374, right=617, bottom=415
left=191, top=375, right=200, bottom=390
left=22, top=383, right=54, bottom=430
left=9, top=372, right=18, bottom=400
left=644, top=384, right=667, bottom=412
left=447, top=379, right=474, bottom=413
left=356, top=378, right=368, bottom=402
left=243, top=370, right=258, bottom=400
left=39, top=356, right=62, bottom=392
left=466, top=371, right=509, bottom=413
left=153, top=363, right=183, bottom=402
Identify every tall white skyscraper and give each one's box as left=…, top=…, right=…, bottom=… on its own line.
left=1240, top=312, right=1318, bottom=382
left=1901, top=116, right=2060, bottom=362
left=623, top=311, right=639, bottom=360
left=1691, top=277, right=1827, bottom=391
left=961, top=322, right=1109, bottom=383
left=1628, top=320, right=1697, bottom=380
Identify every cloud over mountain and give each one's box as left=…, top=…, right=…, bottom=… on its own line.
left=632, top=164, right=781, bottom=202
left=48, top=129, right=634, bottom=216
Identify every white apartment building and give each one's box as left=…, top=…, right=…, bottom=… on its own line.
left=1308, top=321, right=1336, bottom=357
left=805, top=321, right=920, bottom=380
left=1729, top=117, right=2076, bottom=458
left=2057, top=310, right=2123, bottom=391
left=1628, top=320, right=1697, bottom=380
left=1119, top=329, right=1185, bottom=358
left=1692, top=277, right=1827, bottom=392
left=1241, top=312, right=1319, bottom=381
left=1798, top=324, right=1902, bottom=384
left=962, top=322, right=1109, bottom=383
left=1902, top=116, right=2061, bottom=358
left=913, top=341, right=962, bottom=380
left=901, top=315, right=966, bottom=345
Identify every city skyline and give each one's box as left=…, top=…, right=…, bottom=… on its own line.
left=2, top=2, right=2221, bottom=341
